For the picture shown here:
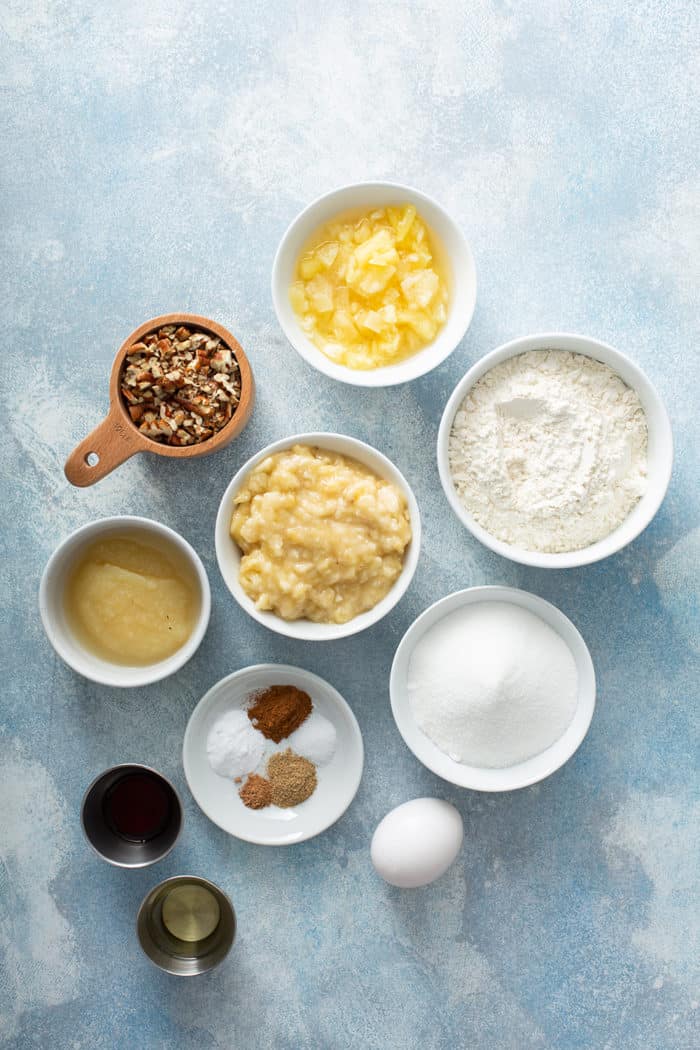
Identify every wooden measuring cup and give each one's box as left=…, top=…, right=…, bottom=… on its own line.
left=65, top=314, right=254, bottom=487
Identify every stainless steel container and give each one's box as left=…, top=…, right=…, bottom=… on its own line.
left=136, top=875, right=236, bottom=975
left=81, top=763, right=183, bottom=868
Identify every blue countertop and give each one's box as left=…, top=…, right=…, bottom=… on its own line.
left=2, top=2, right=698, bottom=1047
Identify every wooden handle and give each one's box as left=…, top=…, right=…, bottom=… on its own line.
left=64, top=407, right=142, bottom=487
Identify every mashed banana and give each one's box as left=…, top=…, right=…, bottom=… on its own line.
left=230, top=445, right=412, bottom=623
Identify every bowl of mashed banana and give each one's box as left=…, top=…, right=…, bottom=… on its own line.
left=272, top=182, right=477, bottom=387
left=215, top=433, right=421, bottom=640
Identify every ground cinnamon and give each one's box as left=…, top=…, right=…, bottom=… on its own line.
left=247, top=685, right=312, bottom=743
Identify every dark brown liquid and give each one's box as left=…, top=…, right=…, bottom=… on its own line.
left=103, top=772, right=171, bottom=842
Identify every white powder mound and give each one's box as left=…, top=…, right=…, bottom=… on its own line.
left=287, top=712, right=337, bottom=766
left=408, top=602, right=578, bottom=768
left=448, top=349, right=648, bottom=553
left=206, top=709, right=266, bottom=779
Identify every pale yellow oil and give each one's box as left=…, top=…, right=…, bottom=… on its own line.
left=64, top=530, right=200, bottom=666
left=161, top=884, right=221, bottom=943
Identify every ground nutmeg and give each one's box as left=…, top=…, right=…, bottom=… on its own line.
left=238, top=773, right=273, bottom=809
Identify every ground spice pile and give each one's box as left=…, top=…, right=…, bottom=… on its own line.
left=237, top=684, right=319, bottom=811
left=268, top=750, right=317, bottom=808
left=247, top=685, right=312, bottom=743
left=238, top=750, right=317, bottom=810
left=238, top=773, right=273, bottom=810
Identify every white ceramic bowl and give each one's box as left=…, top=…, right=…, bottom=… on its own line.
left=183, top=664, right=364, bottom=845
left=271, top=181, right=477, bottom=387
left=391, top=586, right=596, bottom=791
left=215, top=432, right=421, bottom=640
left=39, top=516, right=211, bottom=687
left=437, top=332, right=673, bottom=568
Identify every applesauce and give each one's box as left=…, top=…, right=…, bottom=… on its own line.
left=64, top=531, right=200, bottom=665
left=230, top=445, right=412, bottom=623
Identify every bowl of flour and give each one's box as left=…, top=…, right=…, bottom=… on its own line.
left=437, top=332, right=673, bottom=568
left=390, top=586, right=596, bottom=791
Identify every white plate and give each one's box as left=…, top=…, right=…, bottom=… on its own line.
left=390, top=586, right=596, bottom=792
left=183, top=664, right=364, bottom=845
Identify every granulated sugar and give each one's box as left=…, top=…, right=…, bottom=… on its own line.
left=408, top=601, right=578, bottom=768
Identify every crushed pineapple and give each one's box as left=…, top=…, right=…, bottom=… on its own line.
left=289, top=204, right=449, bottom=370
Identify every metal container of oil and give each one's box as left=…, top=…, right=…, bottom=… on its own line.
left=136, top=875, right=236, bottom=975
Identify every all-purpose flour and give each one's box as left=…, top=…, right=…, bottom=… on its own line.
left=408, top=602, right=578, bottom=768
left=449, top=350, right=648, bottom=553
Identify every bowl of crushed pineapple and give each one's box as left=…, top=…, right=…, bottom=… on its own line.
left=272, top=182, right=477, bottom=387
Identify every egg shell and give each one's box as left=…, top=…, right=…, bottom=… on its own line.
left=370, top=798, right=464, bottom=888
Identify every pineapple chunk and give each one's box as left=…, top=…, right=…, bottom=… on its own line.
left=306, top=274, right=334, bottom=314
left=378, top=332, right=401, bottom=357
left=353, top=229, right=396, bottom=268
left=316, top=241, right=339, bottom=269
left=395, top=204, right=416, bottom=243
left=355, top=309, right=385, bottom=333
left=300, top=255, right=323, bottom=280
left=353, top=265, right=396, bottom=297
left=400, top=270, right=439, bottom=308
left=289, top=282, right=308, bottom=315
left=354, top=218, right=372, bottom=244
left=289, top=203, right=449, bottom=370
left=332, top=308, right=358, bottom=341
left=386, top=206, right=401, bottom=228
left=405, top=311, right=437, bottom=341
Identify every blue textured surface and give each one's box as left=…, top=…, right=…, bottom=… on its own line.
left=2, top=2, right=699, bottom=1048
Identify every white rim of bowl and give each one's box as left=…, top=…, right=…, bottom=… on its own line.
left=271, top=180, right=477, bottom=387
left=214, top=432, right=421, bottom=640
left=39, top=515, right=211, bottom=687
left=437, top=331, right=673, bottom=568
left=390, top=586, right=597, bottom=791
left=182, top=663, right=364, bottom=845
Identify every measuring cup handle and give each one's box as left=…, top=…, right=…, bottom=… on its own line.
left=64, top=407, right=142, bottom=487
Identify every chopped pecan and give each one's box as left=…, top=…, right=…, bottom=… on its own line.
left=120, top=323, right=241, bottom=446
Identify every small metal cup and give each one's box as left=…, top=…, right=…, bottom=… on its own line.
left=137, top=875, right=236, bottom=976
left=81, top=763, right=183, bottom=868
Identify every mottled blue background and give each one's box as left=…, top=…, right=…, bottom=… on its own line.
left=1, top=2, right=698, bottom=1048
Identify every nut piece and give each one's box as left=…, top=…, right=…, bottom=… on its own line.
left=120, top=324, right=241, bottom=446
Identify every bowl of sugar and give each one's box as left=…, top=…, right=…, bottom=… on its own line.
left=390, top=586, right=596, bottom=791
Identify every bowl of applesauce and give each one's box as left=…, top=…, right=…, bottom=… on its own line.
left=272, top=182, right=477, bottom=387
left=40, top=516, right=211, bottom=687
left=215, top=433, right=421, bottom=640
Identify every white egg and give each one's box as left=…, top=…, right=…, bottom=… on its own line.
left=370, top=798, right=464, bottom=888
